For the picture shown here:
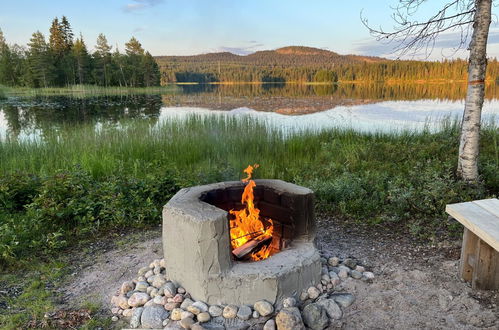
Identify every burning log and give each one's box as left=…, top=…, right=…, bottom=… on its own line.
left=232, top=235, right=272, bottom=259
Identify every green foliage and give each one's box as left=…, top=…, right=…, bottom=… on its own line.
left=0, top=17, right=161, bottom=88
left=0, top=116, right=498, bottom=266
left=314, top=69, right=338, bottom=83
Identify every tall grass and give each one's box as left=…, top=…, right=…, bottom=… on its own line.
left=0, top=114, right=498, bottom=266
left=3, top=84, right=180, bottom=97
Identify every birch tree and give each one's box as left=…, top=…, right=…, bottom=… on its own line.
left=363, top=0, right=492, bottom=183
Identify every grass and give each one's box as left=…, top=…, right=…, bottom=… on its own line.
left=2, top=84, right=180, bottom=97
left=0, top=114, right=498, bottom=329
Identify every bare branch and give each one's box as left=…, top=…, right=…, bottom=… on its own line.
left=361, top=0, right=476, bottom=58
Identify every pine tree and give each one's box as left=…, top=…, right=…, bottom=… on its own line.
left=27, top=31, right=55, bottom=87
left=124, top=37, right=144, bottom=56
left=49, top=18, right=65, bottom=55
left=60, top=16, right=74, bottom=51
left=72, top=34, right=91, bottom=84
left=142, top=51, right=160, bottom=86
left=93, top=33, right=112, bottom=86
left=125, top=37, right=145, bottom=86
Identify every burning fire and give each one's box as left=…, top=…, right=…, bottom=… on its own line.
left=230, top=164, right=274, bottom=261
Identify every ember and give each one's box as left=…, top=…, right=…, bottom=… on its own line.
left=230, top=164, right=274, bottom=261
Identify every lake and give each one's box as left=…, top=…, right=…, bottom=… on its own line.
left=1, top=83, right=499, bottom=141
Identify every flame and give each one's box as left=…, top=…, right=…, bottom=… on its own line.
left=230, top=164, right=274, bottom=261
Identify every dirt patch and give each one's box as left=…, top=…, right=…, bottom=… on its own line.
left=59, top=218, right=498, bottom=329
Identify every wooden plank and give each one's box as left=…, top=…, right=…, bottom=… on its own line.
left=446, top=200, right=499, bottom=252
left=459, top=228, right=479, bottom=282
left=472, top=238, right=499, bottom=290
left=473, top=199, right=499, bottom=218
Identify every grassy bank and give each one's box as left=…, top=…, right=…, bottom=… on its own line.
left=2, top=84, right=179, bottom=97
left=0, top=115, right=498, bottom=267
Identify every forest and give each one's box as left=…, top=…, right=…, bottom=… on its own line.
left=156, top=46, right=499, bottom=84
left=0, top=17, right=160, bottom=88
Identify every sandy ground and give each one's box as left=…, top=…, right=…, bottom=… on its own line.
left=59, top=219, right=498, bottom=329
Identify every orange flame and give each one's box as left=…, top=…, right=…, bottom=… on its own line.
left=230, top=164, right=274, bottom=261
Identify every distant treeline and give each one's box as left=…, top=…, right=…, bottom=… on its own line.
left=0, top=17, right=160, bottom=88
left=156, top=49, right=499, bottom=84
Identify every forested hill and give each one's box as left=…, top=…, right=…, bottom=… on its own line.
left=155, top=45, right=499, bottom=84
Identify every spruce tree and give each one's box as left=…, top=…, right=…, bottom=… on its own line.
left=27, top=31, right=55, bottom=87
left=93, top=33, right=112, bottom=86
left=72, top=34, right=91, bottom=84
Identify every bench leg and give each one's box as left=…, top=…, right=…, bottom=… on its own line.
left=459, top=228, right=479, bottom=282
left=472, top=238, right=499, bottom=290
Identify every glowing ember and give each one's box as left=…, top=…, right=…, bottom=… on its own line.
left=230, top=164, right=274, bottom=261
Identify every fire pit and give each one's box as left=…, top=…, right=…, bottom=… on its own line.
left=162, top=172, right=320, bottom=305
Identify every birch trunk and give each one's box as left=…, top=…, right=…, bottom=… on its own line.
left=457, top=0, right=492, bottom=182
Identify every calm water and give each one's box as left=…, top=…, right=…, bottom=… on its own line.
left=1, top=83, right=499, bottom=140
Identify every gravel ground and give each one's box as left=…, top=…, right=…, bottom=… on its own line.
left=59, top=217, right=498, bottom=329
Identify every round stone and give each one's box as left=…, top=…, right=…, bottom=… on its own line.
left=170, top=308, right=183, bottom=321
left=138, top=266, right=150, bottom=276
left=128, top=292, right=150, bottom=307
left=316, top=299, right=342, bottom=320
left=180, top=317, right=195, bottom=329
left=330, top=293, right=355, bottom=308
left=283, top=297, right=296, bottom=308
left=237, top=305, right=252, bottom=320
left=130, top=307, right=144, bottom=328
left=120, top=281, right=135, bottom=295
left=351, top=270, right=363, bottom=279
left=253, top=310, right=260, bottom=318
left=145, top=270, right=154, bottom=279
left=164, top=302, right=180, bottom=310
left=302, top=303, right=328, bottom=330
left=299, top=291, right=309, bottom=301
left=254, top=300, right=274, bottom=316
left=338, top=269, right=349, bottom=279
left=187, top=305, right=201, bottom=315
left=328, top=257, right=340, bottom=267
left=208, top=305, right=223, bottom=317
left=173, top=294, right=184, bottom=303
left=152, top=275, right=167, bottom=289
left=355, top=265, right=365, bottom=273
left=111, top=295, right=129, bottom=309
left=122, top=308, right=134, bottom=318
left=362, top=271, right=375, bottom=281
left=141, top=304, right=170, bottom=329
left=153, top=295, right=167, bottom=305
left=275, top=307, right=304, bottom=330
left=153, top=266, right=161, bottom=275
left=343, top=258, right=357, bottom=269
left=197, top=312, right=211, bottom=323
left=263, top=318, right=277, bottom=330
left=192, top=301, right=209, bottom=313
left=223, top=305, right=238, bottom=318
left=111, top=315, right=119, bottom=322
left=307, top=286, right=321, bottom=300
left=181, top=311, right=195, bottom=319
left=177, top=287, right=186, bottom=294
left=180, top=298, right=194, bottom=309
left=135, top=281, right=149, bottom=292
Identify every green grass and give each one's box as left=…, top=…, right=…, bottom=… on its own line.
left=0, top=115, right=498, bottom=267
left=2, top=84, right=180, bottom=97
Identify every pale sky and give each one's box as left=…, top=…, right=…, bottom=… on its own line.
left=1, top=0, right=499, bottom=60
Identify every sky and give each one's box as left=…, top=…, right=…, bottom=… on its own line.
left=1, top=0, right=499, bottom=60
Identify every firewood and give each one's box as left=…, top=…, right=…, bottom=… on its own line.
left=232, top=235, right=272, bottom=259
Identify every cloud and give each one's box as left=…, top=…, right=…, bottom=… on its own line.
left=353, top=27, right=499, bottom=60
left=133, top=26, right=147, bottom=33
left=123, top=0, right=163, bottom=12
left=215, top=42, right=265, bottom=55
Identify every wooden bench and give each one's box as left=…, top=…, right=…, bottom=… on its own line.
left=446, top=198, right=499, bottom=290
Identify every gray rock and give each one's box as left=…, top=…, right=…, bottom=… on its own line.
left=141, top=304, right=169, bottom=329
left=329, top=271, right=340, bottom=286
left=130, top=307, right=144, bottom=328
left=343, top=258, right=357, bottom=269
left=208, top=305, right=223, bottom=317
left=138, top=266, right=150, bottom=276
left=252, top=310, right=260, bottom=318
left=307, top=286, right=321, bottom=300
left=299, top=291, right=309, bottom=301
left=197, top=312, right=211, bottom=322
left=263, top=319, right=276, bottom=330
left=135, top=281, right=149, bottom=292
left=330, top=293, right=355, bottom=308
left=302, top=303, right=328, bottom=330
left=152, top=275, right=167, bottom=288
left=191, top=324, right=206, bottom=330
left=328, top=257, right=340, bottom=267
left=355, top=265, right=365, bottom=273
left=223, top=305, right=238, bottom=318
left=283, top=297, right=296, bottom=308
left=338, top=268, right=349, bottom=279
left=153, top=266, right=162, bottom=275
left=181, top=311, right=194, bottom=319
left=164, top=281, right=177, bottom=297
left=351, top=270, right=363, bottom=279
left=121, top=281, right=135, bottom=295
left=316, top=299, right=342, bottom=319
left=275, top=307, right=305, bottom=330
left=362, top=271, right=375, bottom=281
left=180, top=297, right=194, bottom=309
left=192, top=301, right=209, bottom=313
left=111, top=315, right=119, bottom=322
left=237, top=305, right=252, bottom=320
left=253, top=300, right=274, bottom=316
left=128, top=292, right=150, bottom=307
left=330, top=266, right=340, bottom=274
left=180, top=317, right=195, bottom=329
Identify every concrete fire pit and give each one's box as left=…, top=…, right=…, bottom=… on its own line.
left=162, top=180, right=321, bottom=305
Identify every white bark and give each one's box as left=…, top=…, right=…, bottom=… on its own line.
left=457, top=0, right=492, bottom=183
